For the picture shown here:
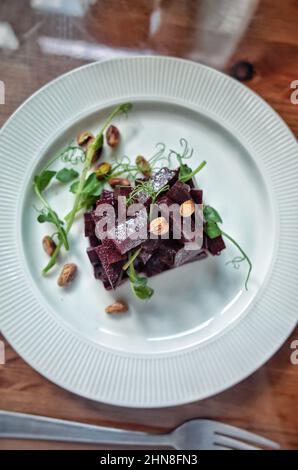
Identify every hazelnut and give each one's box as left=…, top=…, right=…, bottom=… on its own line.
left=95, top=162, right=112, bottom=180
left=42, top=235, right=56, bottom=257
left=87, top=137, right=103, bottom=164
left=106, top=125, right=120, bottom=148
left=57, top=263, right=77, bottom=287
left=149, top=217, right=169, bottom=236
left=180, top=199, right=195, bottom=217
left=136, top=155, right=151, bottom=177
left=77, top=131, right=93, bottom=147
left=108, top=177, right=130, bottom=188
left=105, top=301, right=128, bottom=314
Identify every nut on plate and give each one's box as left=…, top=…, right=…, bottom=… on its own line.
left=180, top=199, right=195, bottom=217
left=87, top=137, right=103, bottom=164
left=42, top=235, right=56, bottom=257
left=95, top=162, right=112, bottom=180
left=106, top=125, right=120, bottom=148
left=136, top=155, right=151, bottom=177
left=77, top=131, right=93, bottom=147
left=108, top=177, right=130, bottom=188
left=57, top=263, right=77, bottom=287
left=149, top=217, right=169, bottom=236
left=105, top=301, right=128, bottom=314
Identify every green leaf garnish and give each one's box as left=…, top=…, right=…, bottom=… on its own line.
left=33, top=172, right=69, bottom=251
left=43, top=103, right=133, bottom=273
left=56, top=168, right=79, bottom=183
left=203, top=205, right=222, bottom=224
left=126, top=250, right=154, bottom=300
left=179, top=160, right=207, bottom=183
left=204, top=205, right=252, bottom=290
left=34, top=170, right=56, bottom=192
left=205, top=220, right=222, bottom=239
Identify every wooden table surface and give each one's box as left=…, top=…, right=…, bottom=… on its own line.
left=0, top=0, right=297, bottom=450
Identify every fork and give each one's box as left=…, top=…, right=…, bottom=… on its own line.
left=0, top=411, right=279, bottom=450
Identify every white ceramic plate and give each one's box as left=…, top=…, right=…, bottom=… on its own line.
left=0, top=57, right=297, bottom=407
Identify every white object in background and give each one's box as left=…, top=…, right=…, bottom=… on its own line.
left=38, top=36, right=153, bottom=60
left=0, top=22, right=19, bottom=50
left=31, top=0, right=96, bottom=17
left=188, top=0, right=259, bottom=68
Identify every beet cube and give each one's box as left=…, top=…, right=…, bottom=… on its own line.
left=151, top=167, right=178, bottom=192
left=88, top=235, right=100, bottom=247
left=190, top=188, right=203, bottom=204
left=99, top=189, right=115, bottom=203
left=84, top=212, right=95, bottom=237
left=145, top=255, right=169, bottom=277
left=93, top=264, right=103, bottom=279
left=167, top=181, right=191, bottom=204
left=96, top=239, right=127, bottom=265
left=207, top=235, right=226, bottom=255
left=174, top=246, right=204, bottom=267
left=135, top=191, right=152, bottom=207
left=139, top=239, right=159, bottom=264
left=114, top=186, right=133, bottom=199
left=87, top=246, right=100, bottom=266
left=109, top=212, right=147, bottom=254
left=96, top=242, right=126, bottom=289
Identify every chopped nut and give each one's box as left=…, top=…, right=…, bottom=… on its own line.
left=57, top=263, right=77, bottom=287
left=136, top=155, right=151, bottom=177
left=149, top=217, right=169, bottom=236
left=180, top=199, right=195, bottom=217
left=77, top=131, right=93, bottom=147
left=105, top=301, right=128, bottom=314
left=95, top=162, right=112, bottom=180
left=42, top=235, right=56, bottom=257
left=87, top=137, right=103, bottom=164
left=106, top=125, right=120, bottom=148
left=108, top=177, right=130, bottom=187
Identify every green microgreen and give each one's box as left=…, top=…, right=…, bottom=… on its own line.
left=33, top=171, right=69, bottom=250
left=126, top=250, right=154, bottom=300
left=43, top=102, right=133, bottom=273
left=126, top=181, right=169, bottom=206
left=56, top=168, right=79, bottom=183
left=203, top=205, right=252, bottom=290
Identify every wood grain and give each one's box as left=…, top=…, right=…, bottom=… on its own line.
left=0, top=0, right=297, bottom=450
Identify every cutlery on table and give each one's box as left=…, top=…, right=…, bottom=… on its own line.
left=0, top=411, right=279, bottom=450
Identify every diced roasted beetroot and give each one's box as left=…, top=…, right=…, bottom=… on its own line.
left=186, top=178, right=195, bottom=188
left=93, top=264, right=103, bottom=279
left=109, top=211, right=147, bottom=254
left=190, top=188, right=203, bottom=204
left=151, top=167, right=178, bottom=192
left=158, top=241, right=181, bottom=266
left=96, top=239, right=127, bottom=265
left=155, top=194, right=174, bottom=206
left=169, top=211, right=196, bottom=243
left=206, top=235, right=226, bottom=255
left=85, top=162, right=225, bottom=291
left=135, top=191, right=152, bottom=207
left=159, top=241, right=203, bottom=267
left=144, top=255, right=169, bottom=277
left=96, top=242, right=126, bottom=289
left=167, top=181, right=190, bottom=204
left=114, top=186, right=133, bottom=199
left=139, top=239, right=159, bottom=264
left=84, top=212, right=95, bottom=237
left=87, top=246, right=100, bottom=266
left=88, top=235, right=100, bottom=247
left=174, top=246, right=204, bottom=267
left=99, top=189, right=115, bottom=203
